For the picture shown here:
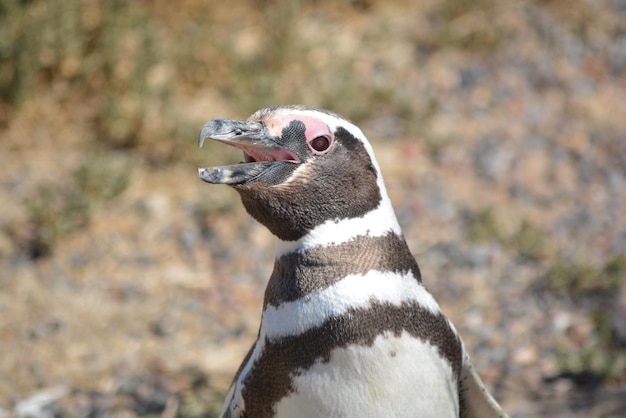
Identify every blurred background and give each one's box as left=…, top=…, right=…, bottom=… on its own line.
left=1, top=0, right=625, bottom=416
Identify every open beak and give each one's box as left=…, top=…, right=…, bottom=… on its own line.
left=197, top=119, right=299, bottom=185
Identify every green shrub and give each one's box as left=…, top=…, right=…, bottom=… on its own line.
left=544, top=256, right=625, bottom=298
left=547, top=254, right=626, bottom=381
left=555, top=339, right=626, bottom=382
left=10, top=154, right=132, bottom=259
left=0, top=0, right=172, bottom=150
left=465, top=207, right=504, bottom=243
left=21, top=182, right=91, bottom=259
left=514, top=220, right=547, bottom=261
left=421, top=0, right=505, bottom=52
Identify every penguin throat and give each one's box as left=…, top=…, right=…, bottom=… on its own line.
left=273, top=197, right=403, bottom=256
left=264, top=231, right=422, bottom=309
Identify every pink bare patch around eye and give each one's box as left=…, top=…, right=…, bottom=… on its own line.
left=269, top=113, right=335, bottom=156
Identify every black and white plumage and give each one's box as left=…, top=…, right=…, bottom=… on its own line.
left=198, top=105, right=508, bottom=418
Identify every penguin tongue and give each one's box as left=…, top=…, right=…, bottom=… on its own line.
left=197, top=118, right=299, bottom=185
left=242, top=147, right=298, bottom=163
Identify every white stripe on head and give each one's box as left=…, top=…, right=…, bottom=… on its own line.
left=268, top=108, right=402, bottom=256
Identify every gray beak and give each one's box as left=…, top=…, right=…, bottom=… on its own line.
left=197, top=119, right=299, bottom=185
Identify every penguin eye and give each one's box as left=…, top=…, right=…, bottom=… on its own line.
left=309, top=135, right=332, bottom=154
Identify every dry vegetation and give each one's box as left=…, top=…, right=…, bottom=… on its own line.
left=1, top=0, right=626, bottom=417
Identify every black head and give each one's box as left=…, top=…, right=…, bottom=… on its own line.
left=198, top=105, right=384, bottom=241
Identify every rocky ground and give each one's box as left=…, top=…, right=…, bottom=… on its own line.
left=1, top=0, right=625, bottom=417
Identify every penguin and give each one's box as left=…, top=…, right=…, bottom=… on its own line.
left=197, top=105, right=508, bottom=418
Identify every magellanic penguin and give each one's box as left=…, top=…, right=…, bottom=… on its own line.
left=198, top=105, right=508, bottom=418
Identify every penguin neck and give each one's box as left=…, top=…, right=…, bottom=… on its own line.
left=273, top=192, right=402, bottom=257
left=264, top=194, right=422, bottom=309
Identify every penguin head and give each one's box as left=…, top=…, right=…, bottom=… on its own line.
left=198, top=105, right=386, bottom=241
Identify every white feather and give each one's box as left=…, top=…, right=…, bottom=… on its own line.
left=261, top=270, right=440, bottom=340
left=274, top=331, right=459, bottom=418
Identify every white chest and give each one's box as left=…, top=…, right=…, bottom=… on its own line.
left=274, top=331, right=459, bottom=418
left=221, top=268, right=463, bottom=418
